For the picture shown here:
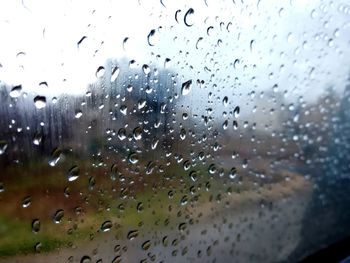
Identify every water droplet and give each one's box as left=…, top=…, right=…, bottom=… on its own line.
left=9, top=85, right=22, bottom=98
left=189, top=171, right=198, bottom=182
left=34, top=96, right=46, bottom=109
left=75, top=110, right=83, bottom=119
left=0, top=182, right=4, bottom=193
left=229, top=167, right=237, bottom=179
left=67, top=165, right=79, bottom=182
left=138, top=99, right=147, bottom=109
left=164, top=58, right=171, bottom=68
left=117, top=128, right=126, bottom=141
left=22, top=196, right=31, bottom=208
left=53, top=209, right=64, bottom=224
left=147, top=29, right=158, bottom=46
left=222, top=96, right=228, bottom=107
left=49, top=147, right=62, bottom=166
left=175, top=9, right=181, bottom=23
left=122, top=37, right=129, bottom=50
left=96, top=66, right=105, bottom=78
left=142, top=240, right=151, bottom=250
left=127, top=229, right=139, bottom=240
left=233, top=106, right=240, bottom=118
left=100, top=220, right=112, bottom=232
left=146, top=161, right=156, bottom=175
left=32, top=132, right=42, bottom=145
left=208, top=164, right=217, bottom=174
left=196, top=37, right=203, bottom=49
left=35, top=242, right=42, bottom=253
left=151, top=138, right=159, bottom=150
left=142, top=64, right=151, bottom=75
left=111, top=66, right=120, bottom=82
left=32, top=219, right=41, bottom=233
left=77, top=36, right=87, bottom=48
left=128, top=152, right=139, bottom=164
left=178, top=222, right=187, bottom=232
left=222, top=120, right=228, bottom=130
left=180, top=128, right=186, bottom=140
left=184, top=8, right=195, bottom=27
left=133, top=127, right=143, bottom=140
left=120, top=105, right=127, bottom=115
left=233, top=120, right=238, bottom=130
left=181, top=80, right=192, bottom=96
left=250, top=39, right=255, bottom=52
left=137, top=202, right=144, bottom=212
left=0, top=141, right=7, bottom=155
left=80, top=256, right=91, bottom=263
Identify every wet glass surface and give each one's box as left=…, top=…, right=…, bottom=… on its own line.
left=0, top=0, right=350, bottom=262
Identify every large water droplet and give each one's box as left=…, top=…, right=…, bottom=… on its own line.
left=111, top=66, right=120, bottom=82
left=22, top=196, right=32, bottom=208
left=0, top=141, right=8, bottom=155
left=32, top=219, right=41, bottom=233
left=9, top=85, right=22, bottom=98
left=100, top=220, right=113, bottom=232
left=127, top=229, right=139, bottom=240
left=181, top=80, right=192, bottom=95
left=67, top=165, right=80, bottom=182
left=147, top=29, right=158, bottom=46
left=133, top=127, right=143, bottom=140
left=53, top=209, right=64, bottom=224
left=184, top=8, right=195, bottom=27
left=96, top=66, right=105, bottom=78
left=34, top=96, right=46, bottom=109
left=49, top=148, right=62, bottom=166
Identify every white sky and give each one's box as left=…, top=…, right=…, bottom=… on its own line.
left=0, top=0, right=349, bottom=103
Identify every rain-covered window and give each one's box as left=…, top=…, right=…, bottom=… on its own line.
left=0, top=0, right=350, bottom=262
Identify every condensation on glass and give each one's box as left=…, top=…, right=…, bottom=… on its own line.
left=0, top=0, right=350, bottom=262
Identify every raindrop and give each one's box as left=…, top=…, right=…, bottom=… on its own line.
left=189, top=171, right=198, bottom=182
left=96, top=66, right=105, bottom=78
left=142, top=64, right=151, bottom=75
left=137, top=202, right=144, bottom=212
left=250, top=39, right=255, bottom=52
left=233, top=106, right=240, bottom=118
left=133, top=127, right=143, bottom=140
left=127, top=84, right=133, bottom=92
left=222, top=120, right=228, bottom=130
left=77, top=36, right=87, bottom=48
left=180, top=128, right=186, bottom=140
left=117, top=128, right=127, bottom=141
left=142, top=240, right=151, bottom=250
left=100, top=220, right=113, bottom=232
left=147, top=29, right=158, bottom=46
left=229, top=167, right=237, bottom=179
left=208, top=164, right=217, bottom=174
left=32, top=219, right=41, bottom=233
left=207, top=26, right=214, bottom=36
left=122, top=37, right=129, bottom=50
left=184, top=8, right=195, bottom=27
left=233, top=59, right=240, bottom=69
left=128, top=152, right=139, bottom=164
left=223, top=96, right=228, bottom=106
left=0, top=141, right=7, bottom=155
left=33, top=132, right=42, bottom=145
left=181, top=80, right=192, bottom=95
left=138, top=99, right=147, bottom=109
left=22, top=196, right=31, bottom=208
left=35, top=242, right=42, bottom=253
left=178, top=222, right=187, bottom=232
left=233, top=120, right=238, bottom=130
left=67, top=165, right=79, bottom=182
left=164, top=58, right=171, bottom=68
left=175, top=10, right=181, bottom=23
left=49, top=148, right=62, bottom=167
left=196, top=37, right=203, bottom=49
left=80, top=256, right=91, bottom=263
left=151, top=138, right=159, bottom=150
left=9, top=85, right=22, bottom=98
left=53, top=209, right=64, bottom=224
left=120, top=105, right=127, bottom=115
left=111, top=66, right=120, bottom=82
left=127, top=229, right=139, bottom=240
left=75, top=110, right=83, bottom=119
left=34, top=96, right=46, bottom=109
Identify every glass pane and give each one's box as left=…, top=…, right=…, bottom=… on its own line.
left=0, top=0, right=350, bottom=262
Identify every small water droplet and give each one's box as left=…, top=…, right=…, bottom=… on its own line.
left=123, top=37, right=129, bottom=50
left=35, top=242, right=42, bottom=253
left=0, top=141, right=7, bottom=155
left=196, top=37, right=203, bottom=49
left=133, top=127, right=143, bottom=140
left=175, top=9, right=181, bottom=23
left=9, top=85, right=22, bottom=98
left=53, top=209, right=64, bottom=224
left=151, top=138, right=159, bottom=150
left=222, top=120, right=228, bottom=130
left=117, top=128, right=127, bottom=141
left=142, top=64, right=151, bottom=75
left=111, top=66, right=120, bottom=82
left=96, top=66, right=105, bottom=78
left=77, top=36, right=87, bottom=48
left=208, top=164, right=216, bottom=174
left=189, top=171, right=198, bottom=182
left=164, top=58, right=171, bottom=68
left=34, top=96, right=46, bottom=109
left=229, top=167, right=237, bottom=179
left=233, top=106, right=240, bottom=118
left=22, top=196, right=31, bottom=208
left=75, top=110, right=83, bottom=119
left=100, top=220, right=113, bottom=232
left=184, top=8, right=195, bottom=27
left=137, top=202, right=144, bottom=212
left=233, top=120, right=238, bottom=130
left=32, top=219, right=41, bottom=233
left=180, top=128, right=186, bottom=140
left=181, top=80, right=192, bottom=95
left=223, top=96, right=228, bottom=107
left=33, top=132, right=42, bottom=145
left=147, top=29, right=158, bottom=46
left=80, top=256, right=91, bottom=263
left=138, top=99, right=147, bottom=109
left=127, top=229, right=139, bottom=240
left=49, top=147, right=62, bottom=166
left=67, top=165, right=79, bottom=182
left=128, top=152, right=139, bottom=164
left=142, top=240, right=151, bottom=250
left=120, top=105, right=127, bottom=115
